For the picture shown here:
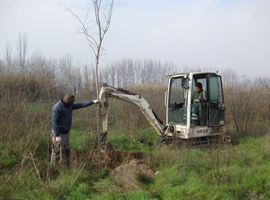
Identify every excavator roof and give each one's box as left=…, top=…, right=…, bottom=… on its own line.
left=168, top=71, right=219, bottom=78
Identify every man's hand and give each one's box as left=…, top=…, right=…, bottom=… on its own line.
left=199, top=98, right=206, bottom=103
left=55, top=136, right=62, bottom=144
left=51, top=135, right=61, bottom=145
left=92, top=99, right=100, bottom=104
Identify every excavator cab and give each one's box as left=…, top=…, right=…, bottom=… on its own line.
left=166, top=71, right=225, bottom=139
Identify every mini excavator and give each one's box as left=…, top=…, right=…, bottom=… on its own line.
left=98, top=71, right=229, bottom=147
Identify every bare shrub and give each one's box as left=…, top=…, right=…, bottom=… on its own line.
left=127, top=84, right=167, bottom=120
left=0, top=73, right=59, bottom=157
left=224, top=78, right=269, bottom=135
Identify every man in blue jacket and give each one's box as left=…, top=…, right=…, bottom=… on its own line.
left=50, top=93, right=99, bottom=168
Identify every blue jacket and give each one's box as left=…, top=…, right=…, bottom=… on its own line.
left=51, top=100, right=93, bottom=136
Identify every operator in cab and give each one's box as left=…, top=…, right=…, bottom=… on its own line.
left=191, top=82, right=205, bottom=125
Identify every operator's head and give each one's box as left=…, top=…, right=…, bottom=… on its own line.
left=195, top=82, right=202, bottom=93
left=63, top=93, right=75, bottom=105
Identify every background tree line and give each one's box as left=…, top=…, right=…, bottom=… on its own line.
left=0, top=34, right=270, bottom=141
left=0, top=34, right=178, bottom=93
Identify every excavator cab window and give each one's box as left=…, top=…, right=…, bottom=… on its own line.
left=168, top=77, right=188, bottom=125
left=208, top=75, right=225, bottom=126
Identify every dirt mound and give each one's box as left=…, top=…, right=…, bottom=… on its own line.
left=109, top=159, right=155, bottom=190
left=101, top=150, right=146, bottom=168
left=71, top=150, right=155, bottom=189
left=71, top=149, right=146, bottom=169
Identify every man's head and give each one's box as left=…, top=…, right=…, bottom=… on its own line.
left=63, top=93, right=75, bottom=105
left=195, top=82, right=203, bottom=93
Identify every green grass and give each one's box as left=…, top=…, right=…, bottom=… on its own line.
left=75, top=134, right=269, bottom=200
left=25, top=101, right=49, bottom=112
left=146, top=135, right=270, bottom=200
left=107, top=126, right=159, bottom=153
left=2, top=127, right=270, bottom=200
left=70, top=130, right=96, bottom=151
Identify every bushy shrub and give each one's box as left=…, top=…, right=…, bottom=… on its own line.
left=224, top=83, right=270, bottom=135
left=0, top=73, right=60, bottom=102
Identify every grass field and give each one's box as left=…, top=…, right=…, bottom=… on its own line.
left=1, top=124, right=270, bottom=200
left=0, top=98, right=270, bottom=199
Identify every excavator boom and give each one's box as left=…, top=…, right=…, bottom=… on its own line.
left=99, top=84, right=168, bottom=137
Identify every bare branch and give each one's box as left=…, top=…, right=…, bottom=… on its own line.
left=64, top=4, right=98, bottom=49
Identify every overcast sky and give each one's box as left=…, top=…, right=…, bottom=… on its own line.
left=0, top=0, right=269, bottom=78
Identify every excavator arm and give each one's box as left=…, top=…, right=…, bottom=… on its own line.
left=98, top=84, right=170, bottom=138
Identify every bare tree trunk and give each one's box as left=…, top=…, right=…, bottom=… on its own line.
left=95, top=53, right=100, bottom=155
left=5, top=43, right=13, bottom=73
left=65, top=0, right=115, bottom=163
left=16, top=33, right=28, bottom=74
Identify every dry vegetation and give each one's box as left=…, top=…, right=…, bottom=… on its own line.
left=224, top=76, right=270, bottom=136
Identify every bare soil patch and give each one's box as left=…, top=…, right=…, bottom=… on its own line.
left=71, top=149, right=147, bottom=168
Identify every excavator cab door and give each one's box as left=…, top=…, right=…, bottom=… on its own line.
left=207, top=74, right=225, bottom=127
left=191, top=73, right=225, bottom=127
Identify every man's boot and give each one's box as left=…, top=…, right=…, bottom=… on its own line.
left=64, top=149, right=71, bottom=169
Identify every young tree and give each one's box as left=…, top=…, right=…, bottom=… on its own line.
left=0, top=59, right=5, bottom=74
left=5, top=43, right=13, bottom=73
left=16, top=33, right=28, bottom=74
left=65, top=0, right=115, bottom=152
